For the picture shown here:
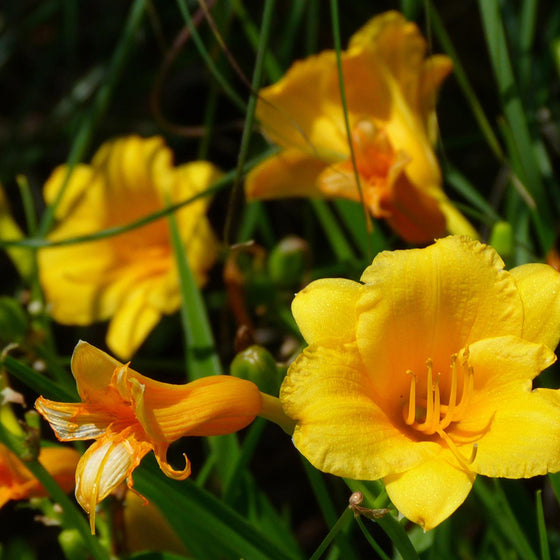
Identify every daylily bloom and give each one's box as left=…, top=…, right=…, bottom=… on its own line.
left=280, top=236, right=560, bottom=529
left=35, top=341, right=262, bottom=532
left=0, top=443, right=79, bottom=508
left=246, top=11, right=476, bottom=243
left=38, top=135, right=221, bottom=359
left=0, top=183, right=32, bottom=279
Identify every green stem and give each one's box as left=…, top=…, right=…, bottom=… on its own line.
left=308, top=507, right=354, bottom=560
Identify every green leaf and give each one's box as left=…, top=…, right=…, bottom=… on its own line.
left=133, top=458, right=302, bottom=560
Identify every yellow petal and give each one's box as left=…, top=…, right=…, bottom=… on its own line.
left=291, top=278, right=362, bottom=346
left=384, top=450, right=475, bottom=531
left=106, top=282, right=162, bottom=360
left=245, top=149, right=327, bottom=201
left=256, top=51, right=348, bottom=159
left=437, top=195, right=479, bottom=239
left=511, top=263, right=560, bottom=350
left=70, top=341, right=123, bottom=401
left=356, top=237, right=523, bottom=401
left=130, top=374, right=262, bottom=443
left=280, top=343, right=438, bottom=480
left=38, top=239, right=117, bottom=325
left=37, top=446, right=80, bottom=496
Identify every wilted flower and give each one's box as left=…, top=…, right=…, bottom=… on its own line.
left=38, top=135, right=221, bottom=359
left=0, top=443, right=79, bottom=507
left=281, top=236, right=560, bottom=529
left=246, top=11, right=476, bottom=243
left=36, top=341, right=262, bottom=532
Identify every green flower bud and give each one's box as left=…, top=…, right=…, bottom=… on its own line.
left=230, top=345, right=282, bottom=395
left=489, top=221, right=514, bottom=259
left=267, top=236, right=309, bottom=289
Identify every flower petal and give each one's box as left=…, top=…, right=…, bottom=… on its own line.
left=106, top=282, right=162, bottom=360
left=256, top=51, right=349, bottom=159
left=245, top=149, right=327, bottom=201
left=35, top=397, right=112, bottom=441
left=442, top=336, right=560, bottom=477
left=281, top=343, right=438, bottom=480
left=291, top=278, right=362, bottom=346
left=384, top=450, right=475, bottom=531
left=356, top=237, right=523, bottom=401
left=510, top=263, right=560, bottom=350
left=130, top=374, right=262, bottom=443
left=75, top=430, right=151, bottom=518
left=70, top=341, right=123, bottom=402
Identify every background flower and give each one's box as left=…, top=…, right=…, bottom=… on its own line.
left=245, top=11, right=476, bottom=243
left=38, top=135, right=221, bottom=359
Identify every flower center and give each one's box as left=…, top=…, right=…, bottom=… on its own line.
left=402, top=351, right=474, bottom=435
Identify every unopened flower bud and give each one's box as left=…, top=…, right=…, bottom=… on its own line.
left=267, top=236, right=309, bottom=289
left=230, top=345, right=282, bottom=395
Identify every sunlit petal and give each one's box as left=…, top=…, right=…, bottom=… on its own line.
left=384, top=451, right=475, bottom=531
left=292, top=278, right=362, bottom=346
left=511, top=263, right=560, bottom=350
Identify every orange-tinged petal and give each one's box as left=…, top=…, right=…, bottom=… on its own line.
left=281, top=343, right=438, bottom=480
left=384, top=450, right=475, bottom=531
left=70, top=341, right=123, bottom=402
left=36, top=446, right=80, bottom=495
left=35, top=397, right=113, bottom=441
left=510, top=263, right=560, bottom=350
left=356, top=237, right=523, bottom=401
left=131, top=374, right=262, bottom=443
left=291, top=278, right=362, bottom=346
left=245, top=149, right=327, bottom=201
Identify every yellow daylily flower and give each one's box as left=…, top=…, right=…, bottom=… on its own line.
left=246, top=11, right=476, bottom=243
left=280, top=236, right=560, bottom=530
left=38, top=135, right=221, bottom=359
left=0, top=183, right=32, bottom=279
left=0, top=443, right=79, bottom=508
left=35, top=341, right=262, bottom=532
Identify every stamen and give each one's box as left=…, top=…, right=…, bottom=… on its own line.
left=427, top=373, right=441, bottom=434
left=439, top=354, right=457, bottom=430
left=453, top=349, right=474, bottom=420
left=415, top=359, right=433, bottom=432
left=436, top=428, right=476, bottom=471
left=404, top=370, right=416, bottom=425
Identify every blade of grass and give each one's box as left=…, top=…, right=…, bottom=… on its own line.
left=355, top=516, right=392, bottom=560
left=426, top=1, right=505, bottom=162
left=310, top=200, right=356, bottom=263
left=2, top=354, right=77, bottom=402
left=224, top=0, right=276, bottom=246
left=37, top=0, right=146, bottom=237
left=478, top=0, right=553, bottom=250
left=175, top=0, right=246, bottom=112
left=134, top=457, right=301, bottom=560
left=535, top=489, right=550, bottom=560
left=345, top=479, right=419, bottom=560
left=308, top=507, right=355, bottom=560
left=0, top=151, right=277, bottom=251
left=330, top=0, right=372, bottom=260
left=301, top=458, right=360, bottom=560
left=473, top=478, right=538, bottom=560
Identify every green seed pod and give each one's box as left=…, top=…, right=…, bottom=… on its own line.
left=489, top=221, right=514, bottom=259
left=230, top=345, right=282, bottom=395
left=267, top=236, right=309, bottom=289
